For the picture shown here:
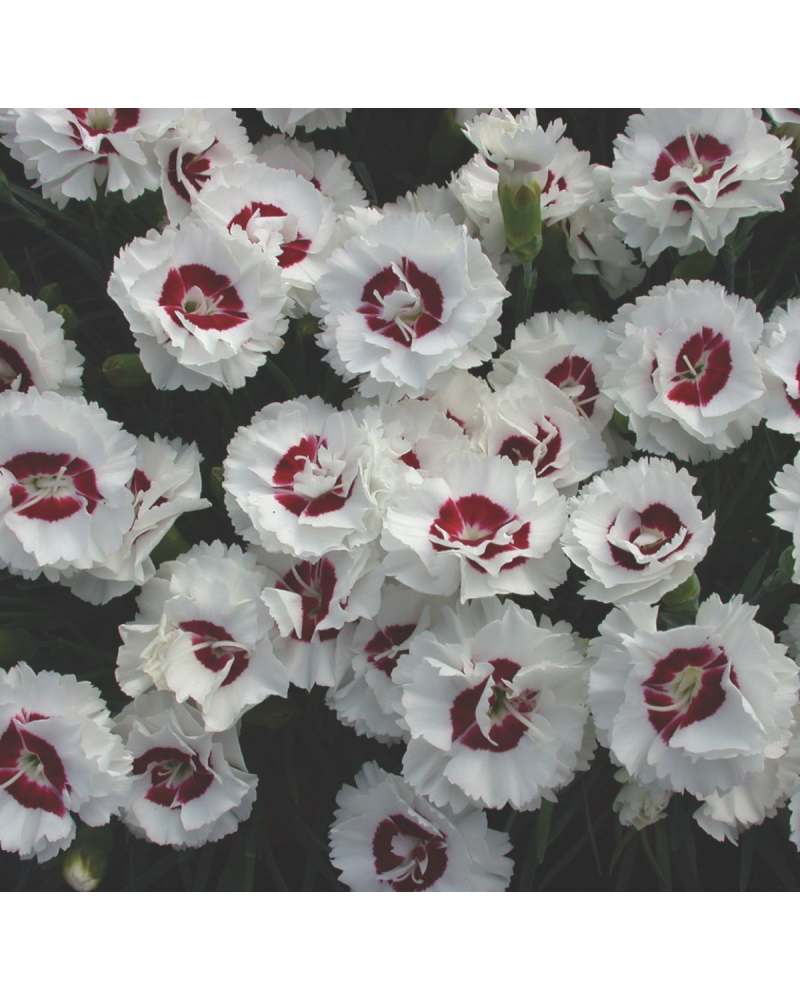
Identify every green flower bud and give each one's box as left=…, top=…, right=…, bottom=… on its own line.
left=0, top=252, right=21, bottom=292
left=37, top=283, right=63, bottom=310
left=209, top=465, right=225, bottom=505
left=294, top=314, right=320, bottom=338
left=0, top=628, right=37, bottom=667
left=779, top=545, right=795, bottom=580
left=53, top=303, right=79, bottom=338
left=150, top=525, right=191, bottom=566
left=498, top=178, right=543, bottom=263
left=661, top=572, right=701, bottom=610
left=671, top=249, right=716, bottom=282
left=62, top=826, right=113, bottom=892
left=102, top=353, right=149, bottom=389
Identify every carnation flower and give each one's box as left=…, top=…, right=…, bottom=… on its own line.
left=610, top=108, right=797, bottom=263
left=117, top=541, right=288, bottom=732
left=0, top=663, right=131, bottom=862
left=562, top=457, right=715, bottom=605
left=63, top=433, right=210, bottom=605
left=113, top=690, right=256, bottom=849
left=588, top=598, right=800, bottom=798
left=381, top=450, right=568, bottom=602
left=604, top=280, right=765, bottom=462
left=329, top=762, right=513, bottom=891
left=612, top=768, right=672, bottom=830
left=0, top=390, right=136, bottom=581
left=3, top=108, right=180, bottom=207
left=259, top=109, right=350, bottom=135
left=758, top=299, right=800, bottom=436
left=154, top=109, right=254, bottom=224
left=397, top=600, right=590, bottom=812
left=223, top=395, right=382, bottom=558
left=0, top=289, right=83, bottom=396
left=769, top=456, right=800, bottom=583
left=315, top=213, right=507, bottom=400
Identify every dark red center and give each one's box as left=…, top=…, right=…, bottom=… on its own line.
left=272, top=435, right=352, bottom=518
left=133, top=746, right=214, bottom=808
left=276, top=559, right=338, bottom=643
left=450, top=657, right=537, bottom=753
left=545, top=355, right=599, bottom=418
left=228, top=201, right=310, bottom=268
left=372, top=813, right=448, bottom=891
left=643, top=644, right=735, bottom=743
left=166, top=145, right=215, bottom=203
left=4, top=451, right=102, bottom=522
left=364, top=623, right=417, bottom=677
left=0, top=713, right=69, bottom=817
left=653, top=133, right=740, bottom=210
left=608, top=503, right=689, bottom=571
left=158, top=263, right=247, bottom=332
left=358, top=258, right=443, bottom=347
left=0, top=341, right=33, bottom=392
left=430, top=494, right=530, bottom=573
left=178, top=619, right=249, bottom=687
left=665, top=327, right=732, bottom=408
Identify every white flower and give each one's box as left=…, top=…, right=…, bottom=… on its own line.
left=316, top=213, right=507, bottom=400
left=562, top=457, right=715, bottom=605
left=0, top=663, right=131, bottom=862
left=604, top=280, right=765, bottom=462
left=382, top=450, right=568, bottom=602
left=3, top=108, right=180, bottom=207
left=612, top=768, right=672, bottom=830
left=107, top=221, right=288, bottom=392
left=769, top=456, right=800, bottom=584
left=116, top=541, right=288, bottom=732
left=588, top=597, right=800, bottom=798
left=329, top=762, right=513, bottom=891
left=610, top=108, right=797, bottom=263
left=0, top=289, right=83, bottom=396
left=0, top=390, right=136, bottom=581
left=155, top=109, right=255, bottom=224
left=398, top=600, right=589, bottom=812
left=759, top=299, right=800, bottom=436
left=63, top=433, right=210, bottom=605
left=113, top=691, right=256, bottom=849
left=259, top=109, right=350, bottom=135
left=223, top=395, right=381, bottom=559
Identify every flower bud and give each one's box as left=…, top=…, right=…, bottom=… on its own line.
left=0, top=628, right=37, bottom=667
left=671, top=249, right=716, bottom=282
left=0, top=252, right=21, bottom=292
left=661, top=571, right=701, bottom=611
left=498, top=178, right=543, bottom=263
left=294, top=314, right=320, bottom=338
left=37, top=282, right=63, bottom=310
left=53, top=303, right=79, bottom=338
left=779, top=545, right=795, bottom=579
left=103, top=352, right=149, bottom=388
left=62, top=826, right=113, bottom=892
left=209, top=465, right=225, bottom=505
left=150, top=525, right=191, bottom=566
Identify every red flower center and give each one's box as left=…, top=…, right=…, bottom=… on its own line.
left=228, top=201, right=310, bottom=268
left=276, top=559, right=338, bottom=642
left=365, top=623, right=417, bottom=677
left=272, top=434, right=352, bottom=518
left=372, top=813, right=448, bottom=891
left=450, top=657, right=538, bottom=753
left=179, top=619, right=249, bottom=687
left=653, top=132, right=740, bottom=211
left=4, top=451, right=102, bottom=522
left=166, top=145, right=215, bottom=203
left=0, top=341, right=33, bottom=392
left=133, top=746, right=214, bottom=808
left=430, top=494, right=530, bottom=573
left=359, top=258, right=443, bottom=347
left=0, top=713, right=70, bottom=817
left=69, top=108, right=140, bottom=136
left=665, top=327, right=732, bottom=408
left=545, top=355, right=599, bottom=418
left=498, top=420, right=562, bottom=477
left=608, top=502, right=689, bottom=571
left=159, top=263, right=247, bottom=332
left=643, top=644, right=735, bottom=743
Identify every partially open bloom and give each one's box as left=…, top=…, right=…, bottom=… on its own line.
left=3, top=108, right=180, bottom=207
left=562, top=457, right=715, bottom=605
left=259, top=109, right=350, bottom=135
left=0, top=663, right=131, bottom=862
left=589, top=598, right=799, bottom=798
left=0, top=390, right=136, bottom=582
left=610, top=108, right=796, bottom=263
left=329, top=762, right=513, bottom=891
left=108, top=222, right=288, bottom=391
left=612, top=768, right=672, bottom=830
left=382, top=451, right=568, bottom=602
left=117, top=541, right=288, bottom=732
left=759, top=299, right=800, bottom=436
left=0, top=289, right=83, bottom=396
left=604, top=280, right=765, bottom=462
left=316, top=213, right=507, bottom=400
left=114, top=691, right=256, bottom=849
left=398, top=600, right=590, bottom=812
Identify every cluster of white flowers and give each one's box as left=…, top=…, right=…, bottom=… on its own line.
left=4, top=107, right=800, bottom=890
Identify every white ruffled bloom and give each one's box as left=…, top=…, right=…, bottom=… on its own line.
left=155, top=108, right=255, bottom=224
left=0, top=289, right=83, bottom=396
left=562, top=457, right=715, bottom=605
left=769, top=456, right=800, bottom=584
left=0, top=390, right=136, bottom=582
left=329, top=762, right=513, bottom=891
left=589, top=598, right=800, bottom=798
left=397, top=600, right=590, bottom=813
left=610, top=108, right=797, bottom=263
left=382, top=450, right=568, bottom=602
left=316, top=213, right=507, bottom=400
left=117, top=541, right=288, bottom=733
left=259, top=109, right=350, bottom=135
left=108, top=221, right=288, bottom=391
left=223, top=395, right=382, bottom=559
left=63, top=433, right=210, bottom=605
left=3, top=108, right=180, bottom=207
left=604, top=280, right=765, bottom=462
left=114, top=690, right=256, bottom=849
left=612, top=768, right=672, bottom=830
left=759, top=299, right=800, bottom=436
left=0, top=663, right=131, bottom=862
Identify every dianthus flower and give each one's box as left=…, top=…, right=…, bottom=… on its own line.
left=0, top=289, right=83, bottom=396
left=759, top=299, right=800, bottom=436
left=0, top=390, right=136, bottom=582
left=604, top=280, right=765, bottom=462
left=117, top=541, right=288, bottom=732
left=769, top=456, right=800, bottom=584
left=0, top=663, right=131, bottom=862
left=329, top=762, right=513, bottom=891
left=259, top=109, right=350, bottom=135
left=610, top=108, right=796, bottom=263
left=397, top=600, right=590, bottom=813
left=107, top=221, right=288, bottom=391
left=589, top=598, right=799, bottom=798
left=562, top=457, right=715, bottom=605
left=113, top=691, right=256, bottom=849
left=316, top=213, right=507, bottom=400
left=382, top=451, right=568, bottom=602
left=3, top=107, right=180, bottom=207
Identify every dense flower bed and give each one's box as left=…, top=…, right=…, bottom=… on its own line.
left=2, top=108, right=800, bottom=891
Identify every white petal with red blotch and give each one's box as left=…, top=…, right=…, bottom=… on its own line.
left=562, top=457, right=714, bottom=605
left=759, top=299, right=800, bottom=436
left=0, top=288, right=84, bottom=396
left=329, top=761, right=512, bottom=892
